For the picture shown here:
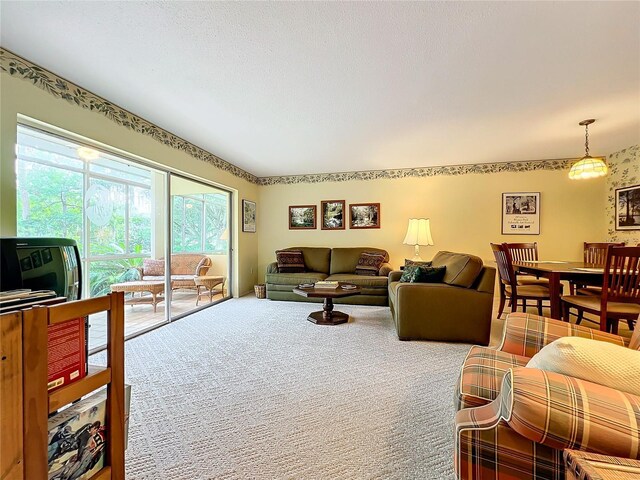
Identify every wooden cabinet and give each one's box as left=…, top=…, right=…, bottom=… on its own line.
left=1, top=292, right=125, bottom=480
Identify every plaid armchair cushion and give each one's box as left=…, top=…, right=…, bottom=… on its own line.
left=498, top=312, right=628, bottom=357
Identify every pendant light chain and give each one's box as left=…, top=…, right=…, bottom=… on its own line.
left=584, top=123, right=590, bottom=157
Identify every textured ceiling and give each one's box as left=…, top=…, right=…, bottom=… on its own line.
left=1, top=1, right=639, bottom=177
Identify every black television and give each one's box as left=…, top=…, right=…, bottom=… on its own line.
left=0, top=237, right=82, bottom=300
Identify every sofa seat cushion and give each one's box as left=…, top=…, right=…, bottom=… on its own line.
left=265, top=272, right=328, bottom=285
left=326, top=274, right=388, bottom=286
left=431, top=251, right=483, bottom=288
left=141, top=275, right=164, bottom=282
left=172, top=275, right=197, bottom=282
left=456, top=345, right=529, bottom=410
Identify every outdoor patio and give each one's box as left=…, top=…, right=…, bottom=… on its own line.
left=88, top=288, right=227, bottom=350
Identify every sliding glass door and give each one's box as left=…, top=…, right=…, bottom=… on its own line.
left=168, top=175, right=230, bottom=319
left=16, top=124, right=231, bottom=351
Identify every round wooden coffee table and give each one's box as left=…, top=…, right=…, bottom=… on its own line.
left=292, top=284, right=361, bottom=325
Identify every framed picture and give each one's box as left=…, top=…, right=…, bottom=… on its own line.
left=242, top=199, right=256, bottom=233
left=41, top=247, right=53, bottom=264
left=289, top=205, right=317, bottom=230
left=349, top=203, right=380, bottom=229
left=30, top=250, right=43, bottom=269
left=502, top=192, right=540, bottom=235
left=615, top=184, right=640, bottom=230
left=321, top=200, right=345, bottom=230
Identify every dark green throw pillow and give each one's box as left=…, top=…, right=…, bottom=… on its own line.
left=399, top=265, right=446, bottom=283
left=399, top=265, right=423, bottom=282
left=420, top=265, right=446, bottom=283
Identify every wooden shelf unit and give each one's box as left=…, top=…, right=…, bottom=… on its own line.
left=0, top=292, right=125, bottom=480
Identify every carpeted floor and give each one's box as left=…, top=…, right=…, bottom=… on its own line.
left=97, top=297, right=472, bottom=479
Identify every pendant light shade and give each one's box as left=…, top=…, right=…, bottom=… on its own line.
left=568, top=119, right=608, bottom=180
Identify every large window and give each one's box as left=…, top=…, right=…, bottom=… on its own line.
left=17, top=125, right=153, bottom=297
left=172, top=193, right=228, bottom=254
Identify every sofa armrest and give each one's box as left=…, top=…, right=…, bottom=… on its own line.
left=378, top=263, right=393, bottom=277
left=266, top=262, right=279, bottom=274
left=502, top=367, right=640, bottom=457
left=498, top=312, right=628, bottom=357
left=388, top=270, right=403, bottom=282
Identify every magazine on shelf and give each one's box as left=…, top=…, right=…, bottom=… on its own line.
left=47, top=390, right=107, bottom=480
left=47, top=385, right=132, bottom=480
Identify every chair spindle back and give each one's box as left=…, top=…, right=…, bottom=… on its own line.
left=505, top=242, right=539, bottom=263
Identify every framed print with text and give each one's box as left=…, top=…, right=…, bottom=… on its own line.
left=501, top=192, right=540, bottom=235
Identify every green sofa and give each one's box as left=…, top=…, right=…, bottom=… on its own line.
left=265, top=247, right=392, bottom=306
left=388, top=251, right=496, bottom=344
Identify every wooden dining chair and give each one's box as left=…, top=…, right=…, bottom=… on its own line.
left=561, top=245, right=640, bottom=334
left=570, top=242, right=626, bottom=295
left=491, top=243, right=552, bottom=318
left=503, top=242, right=551, bottom=286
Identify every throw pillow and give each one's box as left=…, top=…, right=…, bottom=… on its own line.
left=276, top=249, right=306, bottom=273
left=399, top=265, right=446, bottom=283
left=404, top=259, right=432, bottom=268
left=143, top=258, right=164, bottom=276
left=527, top=336, right=640, bottom=397
left=354, top=251, right=387, bottom=276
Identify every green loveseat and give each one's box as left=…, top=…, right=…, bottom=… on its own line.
left=388, top=251, right=496, bottom=344
left=265, top=247, right=392, bottom=306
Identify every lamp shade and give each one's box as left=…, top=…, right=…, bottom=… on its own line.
left=403, top=218, right=434, bottom=246
left=568, top=156, right=608, bottom=180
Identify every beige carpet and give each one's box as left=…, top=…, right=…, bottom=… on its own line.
left=95, top=297, right=473, bottom=479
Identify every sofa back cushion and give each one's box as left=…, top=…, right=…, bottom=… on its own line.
left=276, top=249, right=306, bottom=273
left=171, top=254, right=210, bottom=276
left=330, top=247, right=389, bottom=275
left=143, top=258, right=165, bottom=276
left=282, top=247, right=331, bottom=274
left=431, top=251, right=483, bottom=288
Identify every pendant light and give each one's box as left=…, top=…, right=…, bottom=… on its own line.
left=568, top=119, right=608, bottom=180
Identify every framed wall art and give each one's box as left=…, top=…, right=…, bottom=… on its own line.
left=349, top=203, right=380, bottom=229
left=242, top=199, right=256, bottom=233
left=615, top=184, right=640, bottom=230
left=321, top=200, right=345, bottom=230
left=501, top=192, right=540, bottom=235
left=289, top=205, right=317, bottom=230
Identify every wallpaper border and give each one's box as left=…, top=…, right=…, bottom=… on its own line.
left=1, top=47, right=574, bottom=186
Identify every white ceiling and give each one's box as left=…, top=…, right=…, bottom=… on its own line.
left=1, top=1, right=639, bottom=178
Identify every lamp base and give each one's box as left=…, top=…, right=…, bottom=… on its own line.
left=411, top=245, right=423, bottom=262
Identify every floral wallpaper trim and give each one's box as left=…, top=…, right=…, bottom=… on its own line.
left=0, top=48, right=260, bottom=185
left=606, top=144, right=640, bottom=244
left=1, top=47, right=576, bottom=187
left=257, top=159, right=574, bottom=185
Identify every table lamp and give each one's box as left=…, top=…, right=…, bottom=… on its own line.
left=402, top=218, right=434, bottom=261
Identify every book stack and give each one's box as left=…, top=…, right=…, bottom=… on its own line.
left=314, top=281, right=339, bottom=289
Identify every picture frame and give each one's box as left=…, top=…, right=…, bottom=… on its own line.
left=242, top=199, right=256, bottom=233
left=501, top=192, right=540, bottom=235
left=321, top=200, right=346, bottom=230
left=349, top=203, right=380, bottom=229
left=41, top=247, right=53, bottom=264
left=289, top=205, right=317, bottom=230
left=615, top=184, right=640, bottom=230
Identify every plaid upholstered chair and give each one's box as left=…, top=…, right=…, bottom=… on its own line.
left=454, top=312, right=640, bottom=480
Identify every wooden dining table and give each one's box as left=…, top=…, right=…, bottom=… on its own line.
left=512, top=261, right=604, bottom=320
